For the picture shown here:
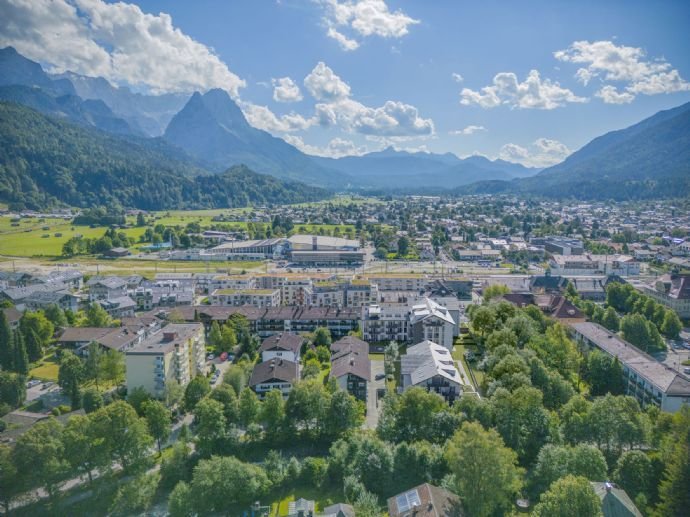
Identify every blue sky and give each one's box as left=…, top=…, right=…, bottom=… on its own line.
left=2, top=0, right=690, bottom=166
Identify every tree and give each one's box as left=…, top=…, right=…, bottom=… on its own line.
left=127, top=386, right=152, bottom=414
left=302, top=358, right=321, bottom=379
left=585, top=351, right=626, bottom=396
left=168, top=481, right=194, bottom=517
left=656, top=406, right=690, bottom=516
left=614, top=450, right=652, bottom=500
left=19, top=311, right=54, bottom=359
left=44, top=304, right=67, bottom=328
left=219, top=324, right=238, bottom=353
left=313, top=327, right=332, bottom=348
left=90, top=401, right=153, bottom=472
left=223, top=364, right=247, bottom=395
left=13, top=418, right=68, bottom=500
left=261, top=389, right=286, bottom=441
left=184, top=375, right=210, bottom=411
left=532, top=475, right=603, bottom=517
left=383, top=387, right=446, bottom=443
left=661, top=310, right=682, bottom=339
left=99, top=349, right=125, bottom=385
left=0, top=312, right=12, bottom=371
left=397, top=236, right=410, bottom=257
left=82, top=386, right=104, bottom=413
left=0, top=444, right=19, bottom=514
left=85, top=342, right=104, bottom=388
left=210, top=383, right=239, bottom=425
left=165, top=379, right=185, bottom=409
left=531, top=444, right=607, bottom=498
left=194, top=398, right=227, bottom=457
left=330, top=433, right=394, bottom=496
left=323, top=390, right=364, bottom=438
left=83, top=302, right=112, bottom=328
left=188, top=456, right=271, bottom=513
left=58, top=350, right=85, bottom=409
left=485, top=328, right=518, bottom=351
left=469, top=304, right=497, bottom=338
left=239, top=387, right=260, bottom=427
left=0, top=371, right=26, bottom=409
left=601, top=307, right=620, bottom=332
left=12, top=330, right=29, bottom=375
left=160, top=442, right=191, bottom=489
left=483, top=284, right=510, bottom=302
left=109, top=471, right=160, bottom=516
left=62, top=414, right=108, bottom=484
left=208, top=321, right=223, bottom=352
left=444, top=422, right=523, bottom=517
left=142, top=400, right=171, bottom=453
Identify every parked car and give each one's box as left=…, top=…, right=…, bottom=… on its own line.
left=375, top=373, right=386, bottom=381
left=26, top=379, right=41, bottom=388
left=207, top=353, right=215, bottom=361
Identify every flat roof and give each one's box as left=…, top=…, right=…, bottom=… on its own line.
left=213, top=288, right=277, bottom=296
left=127, top=323, right=202, bottom=355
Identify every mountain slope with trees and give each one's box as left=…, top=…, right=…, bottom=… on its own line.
left=0, top=102, right=327, bottom=210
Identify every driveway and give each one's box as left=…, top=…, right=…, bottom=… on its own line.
left=364, top=359, right=385, bottom=429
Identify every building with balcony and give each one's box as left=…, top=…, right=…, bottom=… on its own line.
left=400, top=340, right=462, bottom=403
left=210, top=288, right=281, bottom=308
left=125, top=323, right=206, bottom=399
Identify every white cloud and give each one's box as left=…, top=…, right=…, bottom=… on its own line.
left=555, top=40, right=690, bottom=101
left=449, top=125, right=487, bottom=135
left=283, top=135, right=367, bottom=158
left=272, top=77, right=303, bottom=103
left=460, top=70, right=587, bottom=109
left=499, top=138, right=571, bottom=168
left=240, top=102, right=315, bottom=133
left=0, top=0, right=245, bottom=96
left=451, top=73, right=464, bottom=83
left=319, top=0, right=419, bottom=51
left=595, top=85, right=634, bottom=104
left=304, top=61, right=352, bottom=101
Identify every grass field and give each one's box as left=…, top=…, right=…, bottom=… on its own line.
left=269, top=485, right=343, bottom=516
left=30, top=357, right=59, bottom=381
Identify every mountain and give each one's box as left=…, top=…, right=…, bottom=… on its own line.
left=463, top=101, right=690, bottom=200
left=164, top=89, right=348, bottom=188
left=0, top=47, right=75, bottom=96
left=0, top=47, right=137, bottom=135
left=53, top=71, right=189, bottom=136
left=311, top=147, right=539, bottom=189
left=0, top=102, right=327, bottom=210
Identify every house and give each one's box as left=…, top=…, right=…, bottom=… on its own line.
left=249, top=357, right=300, bottom=399
left=330, top=336, right=371, bottom=403
left=529, top=274, right=569, bottom=294
left=98, top=296, right=137, bottom=318
left=103, top=247, right=130, bottom=258
left=639, top=273, right=690, bottom=318
left=0, top=283, right=69, bottom=305
left=23, top=290, right=80, bottom=313
left=2, top=307, right=23, bottom=329
left=125, top=324, right=206, bottom=399
left=400, top=341, right=462, bottom=403
left=570, top=322, right=690, bottom=412
left=502, top=293, right=585, bottom=323
left=592, top=482, right=643, bottom=517
left=87, top=276, right=127, bottom=301
left=58, top=326, right=143, bottom=353
left=320, top=503, right=355, bottom=517
left=387, top=483, right=462, bottom=517
left=409, top=298, right=457, bottom=350
left=258, top=332, right=304, bottom=363
left=288, top=498, right=315, bottom=517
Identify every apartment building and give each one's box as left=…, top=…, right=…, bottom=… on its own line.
left=125, top=323, right=206, bottom=399
left=639, top=273, right=690, bottom=318
left=210, top=288, right=281, bottom=308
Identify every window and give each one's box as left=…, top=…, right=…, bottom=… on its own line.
left=396, top=490, right=421, bottom=513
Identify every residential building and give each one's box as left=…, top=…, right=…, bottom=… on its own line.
left=400, top=341, right=462, bottom=403
left=330, top=336, right=371, bottom=403
left=531, top=236, right=584, bottom=255
left=58, top=326, right=144, bottom=353
left=362, top=304, right=409, bottom=343
left=208, top=275, right=257, bottom=293
left=638, top=273, right=690, bottom=318
left=249, top=357, right=300, bottom=399
left=365, top=274, right=427, bottom=292
left=258, top=332, right=304, bottom=363
left=409, top=298, right=457, bottom=350
left=502, top=293, right=585, bottom=323
left=549, top=254, right=639, bottom=276
left=87, top=276, right=127, bottom=301
left=98, top=296, right=136, bottom=318
left=23, top=290, right=79, bottom=312
left=570, top=322, right=690, bottom=412
left=125, top=323, right=206, bottom=398
left=387, top=483, right=462, bottom=517
left=320, top=503, right=355, bottom=517
left=210, top=288, right=281, bottom=308
left=311, top=281, right=345, bottom=307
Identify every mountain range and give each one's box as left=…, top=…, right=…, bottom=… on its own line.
left=0, top=45, right=688, bottom=205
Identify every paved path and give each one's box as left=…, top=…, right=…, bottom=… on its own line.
left=364, top=360, right=385, bottom=429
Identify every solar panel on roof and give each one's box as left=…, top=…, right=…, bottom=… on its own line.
left=396, top=489, right=421, bottom=512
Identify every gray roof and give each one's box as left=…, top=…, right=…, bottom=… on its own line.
left=330, top=338, right=371, bottom=382
left=259, top=333, right=304, bottom=354
left=592, top=482, right=643, bottom=517
left=127, top=324, right=202, bottom=354
left=402, top=340, right=461, bottom=386
left=249, top=358, right=300, bottom=386
left=571, top=322, right=690, bottom=395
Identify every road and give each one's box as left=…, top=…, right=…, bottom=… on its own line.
left=364, top=359, right=385, bottom=429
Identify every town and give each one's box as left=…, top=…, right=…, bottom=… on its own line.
left=0, top=194, right=689, bottom=516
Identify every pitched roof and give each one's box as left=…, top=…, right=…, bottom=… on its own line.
left=591, top=482, right=643, bottom=517
left=387, top=483, right=462, bottom=517
left=321, top=503, right=355, bottom=517
left=402, top=340, right=461, bottom=386
left=259, top=333, right=304, bottom=354
left=249, top=358, right=300, bottom=386
left=330, top=340, right=371, bottom=382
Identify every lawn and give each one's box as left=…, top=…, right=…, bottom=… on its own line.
left=268, top=484, right=344, bottom=516
left=30, top=357, right=59, bottom=381
left=452, top=338, right=485, bottom=392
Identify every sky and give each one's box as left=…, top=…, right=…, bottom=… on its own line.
left=1, top=0, right=690, bottom=167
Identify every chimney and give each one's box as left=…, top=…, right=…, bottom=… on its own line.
left=163, top=331, right=177, bottom=342
left=605, top=482, right=613, bottom=493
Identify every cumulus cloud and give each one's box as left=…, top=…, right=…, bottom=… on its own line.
left=595, top=85, right=634, bottom=104
left=283, top=135, right=367, bottom=158
left=449, top=125, right=487, bottom=135
left=304, top=61, right=434, bottom=138
left=304, top=62, right=352, bottom=101
left=0, top=0, right=245, bottom=96
left=460, top=70, right=587, bottom=109
left=555, top=40, right=690, bottom=102
left=451, top=73, right=464, bottom=83
left=318, top=0, right=419, bottom=51
left=272, top=77, right=303, bottom=102
left=240, top=102, right=315, bottom=133
left=499, top=138, right=571, bottom=168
